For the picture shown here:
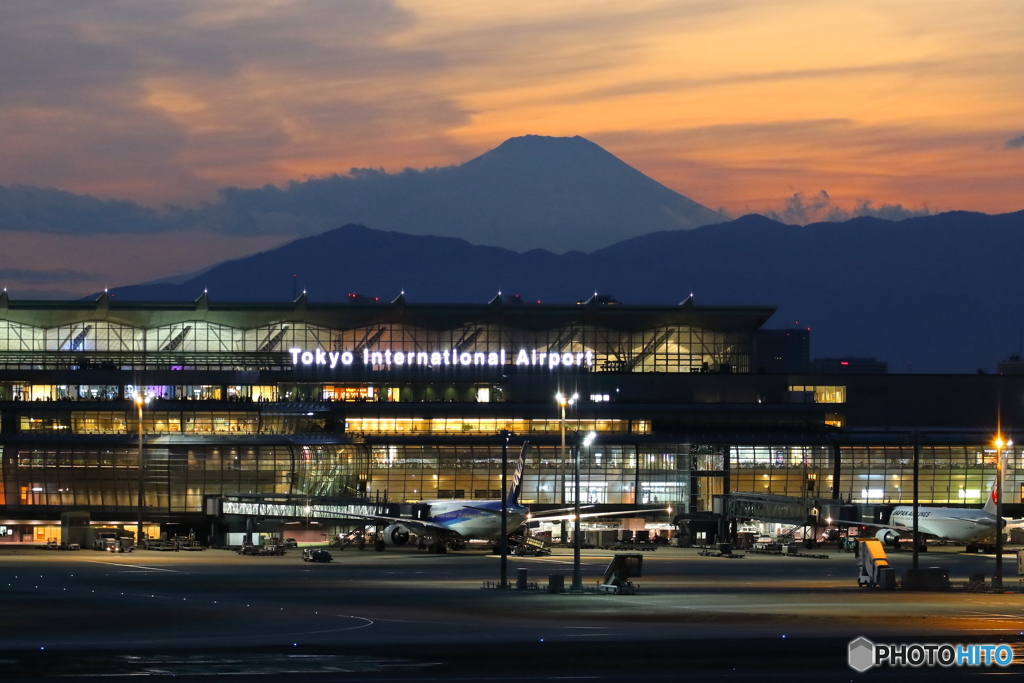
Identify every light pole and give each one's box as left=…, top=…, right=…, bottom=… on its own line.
left=135, top=390, right=151, bottom=546
left=572, top=430, right=597, bottom=592
left=555, top=392, right=577, bottom=511
left=993, top=436, right=1011, bottom=592
left=499, top=429, right=510, bottom=589
left=912, top=432, right=920, bottom=570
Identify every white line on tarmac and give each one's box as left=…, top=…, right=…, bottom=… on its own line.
left=86, top=561, right=179, bottom=572
left=511, top=558, right=592, bottom=565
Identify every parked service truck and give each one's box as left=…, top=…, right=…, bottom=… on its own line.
left=88, top=528, right=135, bottom=552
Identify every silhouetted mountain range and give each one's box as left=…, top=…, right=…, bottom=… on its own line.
left=107, top=210, right=1024, bottom=373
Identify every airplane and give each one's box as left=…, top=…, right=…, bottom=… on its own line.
left=342, top=441, right=668, bottom=552
left=839, top=480, right=1010, bottom=553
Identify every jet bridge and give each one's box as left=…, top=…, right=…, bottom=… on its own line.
left=206, top=494, right=431, bottom=547
left=207, top=494, right=413, bottom=522
left=713, top=492, right=848, bottom=526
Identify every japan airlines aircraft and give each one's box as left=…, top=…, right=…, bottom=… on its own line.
left=347, top=442, right=667, bottom=550
left=847, top=481, right=1007, bottom=552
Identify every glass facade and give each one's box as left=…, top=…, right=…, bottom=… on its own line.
left=12, top=409, right=329, bottom=435
left=362, top=442, right=689, bottom=506
left=346, top=417, right=649, bottom=436
left=2, top=443, right=364, bottom=512
left=731, top=444, right=1009, bottom=505
left=2, top=433, right=1017, bottom=514
left=0, top=306, right=757, bottom=374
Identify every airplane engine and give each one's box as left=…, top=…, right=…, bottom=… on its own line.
left=875, top=529, right=900, bottom=547
left=383, top=524, right=411, bottom=547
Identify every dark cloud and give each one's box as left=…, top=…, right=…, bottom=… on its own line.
left=762, top=190, right=930, bottom=225
left=1007, top=134, right=1024, bottom=149
left=0, top=168, right=933, bottom=238
left=0, top=185, right=179, bottom=233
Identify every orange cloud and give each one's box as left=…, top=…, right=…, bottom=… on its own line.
left=0, top=0, right=1020, bottom=220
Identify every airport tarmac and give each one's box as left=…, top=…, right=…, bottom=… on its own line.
left=1, top=544, right=1022, bottom=680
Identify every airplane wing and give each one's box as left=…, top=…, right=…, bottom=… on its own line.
left=454, top=504, right=601, bottom=517
left=529, top=505, right=597, bottom=516
left=829, top=519, right=935, bottom=540
left=462, top=506, right=504, bottom=515
left=944, top=515, right=996, bottom=525
left=530, top=507, right=671, bottom=522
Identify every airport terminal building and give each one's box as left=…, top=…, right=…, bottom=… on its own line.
left=0, top=291, right=1021, bottom=544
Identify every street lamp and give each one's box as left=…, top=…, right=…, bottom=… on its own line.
left=993, top=436, right=1011, bottom=592
left=135, top=390, right=151, bottom=546
left=555, top=392, right=578, bottom=509
left=571, top=430, right=597, bottom=592
left=499, top=429, right=511, bottom=589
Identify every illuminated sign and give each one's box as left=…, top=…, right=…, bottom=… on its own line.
left=288, top=347, right=593, bottom=370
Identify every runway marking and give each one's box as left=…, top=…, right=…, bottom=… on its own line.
left=85, top=561, right=179, bottom=572
left=510, top=558, right=592, bottom=565
left=43, top=616, right=381, bottom=647
left=296, top=615, right=374, bottom=633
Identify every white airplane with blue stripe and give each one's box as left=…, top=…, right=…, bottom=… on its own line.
left=351, top=442, right=666, bottom=550
left=353, top=442, right=531, bottom=550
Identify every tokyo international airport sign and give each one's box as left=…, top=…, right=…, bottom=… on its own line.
left=289, top=347, right=594, bottom=371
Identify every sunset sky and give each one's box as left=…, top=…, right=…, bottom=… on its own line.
left=1, top=0, right=1023, bottom=293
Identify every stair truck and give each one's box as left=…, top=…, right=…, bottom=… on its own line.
left=856, top=538, right=896, bottom=589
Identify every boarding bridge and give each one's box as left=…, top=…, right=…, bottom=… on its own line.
left=713, top=493, right=849, bottom=526
left=206, top=494, right=430, bottom=523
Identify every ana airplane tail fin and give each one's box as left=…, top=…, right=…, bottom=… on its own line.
left=506, top=441, right=528, bottom=506
left=983, top=478, right=999, bottom=515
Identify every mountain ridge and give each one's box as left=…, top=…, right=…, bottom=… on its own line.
left=104, top=209, right=1024, bottom=373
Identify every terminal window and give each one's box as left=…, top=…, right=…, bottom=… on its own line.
left=788, top=385, right=846, bottom=403
left=345, top=417, right=649, bottom=436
